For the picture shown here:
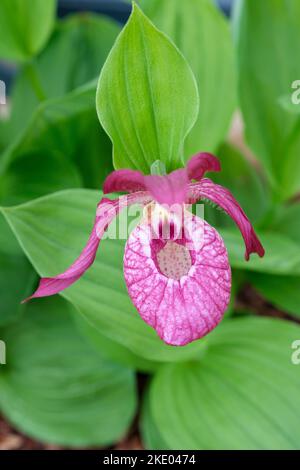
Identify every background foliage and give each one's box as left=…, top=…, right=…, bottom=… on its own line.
left=0, top=0, right=300, bottom=450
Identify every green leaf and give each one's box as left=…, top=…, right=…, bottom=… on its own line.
left=96, top=3, right=199, bottom=173
left=74, top=312, right=158, bottom=372
left=0, top=210, right=35, bottom=327
left=0, top=0, right=56, bottom=62
left=141, top=391, right=169, bottom=450
left=268, top=203, right=300, bottom=245
left=0, top=212, right=23, bottom=256
left=139, top=0, right=236, bottom=156
left=0, top=149, right=82, bottom=206
left=0, top=82, right=112, bottom=204
left=0, top=296, right=137, bottom=446
left=0, top=214, right=36, bottom=326
left=212, top=143, right=269, bottom=225
left=247, top=272, right=300, bottom=318
left=234, top=0, right=300, bottom=201
left=1, top=14, right=120, bottom=194
left=1, top=189, right=207, bottom=363
left=8, top=13, right=121, bottom=138
left=142, top=316, right=300, bottom=449
left=279, top=94, right=300, bottom=115
left=221, top=228, right=300, bottom=275
left=0, top=252, right=35, bottom=327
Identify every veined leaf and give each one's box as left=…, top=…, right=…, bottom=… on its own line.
left=250, top=202, right=300, bottom=316
left=0, top=296, right=137, bottom=446
left=0, top=253, right=35, bottom=327
left=139, top=0, right=236, bottom=156
left=0, top=210, right=36, bottom=325
left=221, top=228, right=300, bottom=275
left=2, top=14, right=121, bottom=195
left=268, top=202, right=300, bottom=245
left=234, top=0, right=300, bottom=201
left=142, top=316, right=300, bottom=449
left=1, top=189, right=207, bottom=363
left=0, top=212, right=23, bottom=256
left=141, top=391, right=169, bottom=450
left=8, top=13, right=121, bottom=138
left=96, top=3, right=199, bottom=173
left=74, top=312, right=159, bottom=372
left=0, top=0, right=56, bottom=62
left=0, top=214, right=36, bottom=326
left=247, top=272, right=300, bottom=318
left=0, top=82, right=112, bottom=204
left=0, top=149, right=82, bottom=206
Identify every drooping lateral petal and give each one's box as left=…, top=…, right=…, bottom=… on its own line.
left=187, top=152, right=221, bottom=181
left=24, top=192, right=152, bottom=302
left=104, top=167, right=189, bottom=207
left=124, top=214, right=231, bottom=346
left=188, top=178, right=265, bottom=260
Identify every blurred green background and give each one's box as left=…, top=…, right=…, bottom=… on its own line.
left=0, top=0, right=300, bottom=450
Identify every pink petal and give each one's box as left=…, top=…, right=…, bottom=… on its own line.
left=24, top=192, right=152, bottom=302
left=187, top=152, right=221, bottom=181
left=103, top=169, right=146, bottom=194
left=124, top=213, right=231, bottom=346
left=144, top=169, right=189, bottom=206
left=188, top=178, right=265, bottom=260
left=103, top=152, right=220, bottom=206
left=104, top=167, right=189, bottom=208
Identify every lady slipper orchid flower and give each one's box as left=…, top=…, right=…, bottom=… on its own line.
left=25, top=153, right=264, bottom=346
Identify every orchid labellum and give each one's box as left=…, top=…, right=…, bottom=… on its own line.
left=25, top=152, right=264, bottom=346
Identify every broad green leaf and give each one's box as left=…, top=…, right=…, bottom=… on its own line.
left=234, top=0, right=300, bottom=201
left=1, top=189, right=207, bottom=363
left=0, top=296, right=137, bottom=446
left=2, top=14, right=120, bottom=192
left=0, top=214, right=36, bottom=326
left=221, top=228, right=300, bottom=275
left=0, top=217, right=36, bottom=326
left=268, top=203, right=300, bottom=245
left=0, top=85, right=97, bottom=171
left=139, top=0, right=236, bottom=156
left=75, top=312, right=158, bottom=372
left=0, top=82, right=112, bottom=203
left=279, top=94, right=300, bottom=115
left=282, top=119, right=300, bottom=196
left=142, top=317, right=300, bottom=449
left=141, top=391, right=169, bottom=450
left=96, top=3, right=199, bottom=173
left=8, top=13, right=121, bottom=138
left=0, top=149, right=82, bottom=206
left=0, top=0, right=56, bottom=62
left=0, top=252, right=35, bottom=326
left=0, top=212, right=23, bottom=256
left=247, top=272, right=300, bottom=318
